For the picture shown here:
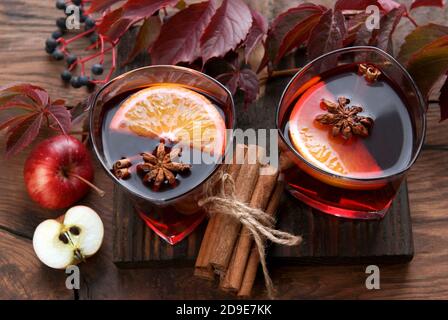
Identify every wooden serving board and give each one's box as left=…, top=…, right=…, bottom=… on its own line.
left=113, top=183, right=413, bottom=268
left=112, top=32, right=414, bottom=268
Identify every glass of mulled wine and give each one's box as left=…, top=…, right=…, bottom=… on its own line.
left=89, top=65, right=235, bottom=244
left=277, top=46, right=426, bottom=220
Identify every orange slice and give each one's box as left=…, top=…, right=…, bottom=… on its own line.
left=110, top=85, right=226, bottom=155
left=289, top=80, right=382, bottom=179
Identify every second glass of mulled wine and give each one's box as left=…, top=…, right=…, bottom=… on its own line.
left=277, top=46, right=426, bottom=220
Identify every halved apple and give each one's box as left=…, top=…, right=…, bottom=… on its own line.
left=33, top=206, right=104, bottom=269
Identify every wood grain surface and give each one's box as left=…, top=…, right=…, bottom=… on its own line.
left=0, top=0, right=448, bottom=300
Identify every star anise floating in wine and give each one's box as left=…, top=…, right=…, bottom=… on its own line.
left=315, top=97, right=374, bottom=140
left=137, top=141, right=191, bottom=189
left=358, top=63, right=381, bottom=83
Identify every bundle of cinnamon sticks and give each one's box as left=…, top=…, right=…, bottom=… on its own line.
left=195, top=144, right=288, bottom=297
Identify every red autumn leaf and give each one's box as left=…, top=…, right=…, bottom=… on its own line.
left=439, top=77, right=448, bottom=121
left=0, top=84, right=71, bottom=156
left=217, top=68, right=259, bottom=106
left=47, top=99, right=72, bottom=133
left=97, top=0, right=178, bottom=43
left=410, top=0, right=445, bottom=10
left=407, top=36, right=448, bottom=98
left=261, top=3, right=325, bottom=69
left=377, top=0, right=403, bottom=11
left=200, top=0, right=252, bottom=63
left=335, top=0, right=402, bottom=12
left=150, top=0, right=218, bottom=65
left=370, top=6, right=406, bottom=52
left=0, top=113, right=34, bottom=132
left=6, top=114, right=44, bottom=157
left=344, top=12, right=370, bottom=46
left=398, top=23, right=448, bottom=64
left=243, top=9, right=268, bottom=62
left=307, top=9, right=346, bottom=62
left=86, top=0, right=125, bottom=14
left=125, top=16, right=162, bottom=64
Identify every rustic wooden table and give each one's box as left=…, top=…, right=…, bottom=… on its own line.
left=1, top=0, right=448, bottom=300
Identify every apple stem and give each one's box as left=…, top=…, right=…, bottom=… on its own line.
left=70, top=173, right=106, bottom=197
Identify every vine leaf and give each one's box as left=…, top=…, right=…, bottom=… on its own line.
left=369, top=6, right=406, bottom=53
left=243, top=9, right=268, bottom=62
left=398, top=23, right=448, bottom=64
left=125, top=16, right=162, bottom=65
left=150, top=0, right=218, bottom=65
left=97, top=0, right=178, bottom=43
left=199, top=0, right=252, bottom=63
left=307, top=9, right=346, bottom=62
left=335, top=0, right=402, bottom=12
left=407, top=36, right=448, bottom=99
left=217, top=68, right=259, bottom=107
left=260, top=3, right=325, bottom=70
left=345, top=12, right=370, bottom=46
left=0, top=84, right=71, bottom=157
left=410, top=0, right=445, bottom=10
left=86, top=0, right=125, bottom=13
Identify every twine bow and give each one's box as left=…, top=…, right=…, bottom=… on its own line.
left=198, top=172, right=302, bottom=298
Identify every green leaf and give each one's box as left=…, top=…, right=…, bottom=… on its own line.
left=398, top=23, right=448, bottom=64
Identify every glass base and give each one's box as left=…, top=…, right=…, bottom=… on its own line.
left=137, top=206, right=206, bottom=245
left=287, top=187, right=390, bottom=220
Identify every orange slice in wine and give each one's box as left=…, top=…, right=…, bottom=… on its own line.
left=289, top=80, right=382, bottom=181
left=110, top=85, right=226, bottom=155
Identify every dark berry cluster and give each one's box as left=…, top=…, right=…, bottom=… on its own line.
left=45, top=0, right=105, bottom=90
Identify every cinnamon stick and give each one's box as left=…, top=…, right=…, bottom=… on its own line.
left=220, top=165, right=279, bottom=292
left=237, top=180, right=285, bottom=298
left=209, top=145, right=263, bottom=273
left=194, top=144, right=246, bottom=280
left=194, top=214, right=218, bottom=280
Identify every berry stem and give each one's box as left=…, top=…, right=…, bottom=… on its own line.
left=69, top=173, right=106, bottom=197
left=59, top=28, right=95, bottom=46
left=99, top=35, right=105, bottom=64
left=406, top=13, right=418, bottom=28
left=78, top=45, right=114, bottom=63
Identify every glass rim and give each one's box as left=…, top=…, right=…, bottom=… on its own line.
left=276, top=46, right=427, bottom=182
left=89, top=65, right=236, bottom=203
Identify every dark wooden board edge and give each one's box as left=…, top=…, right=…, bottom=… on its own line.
left=113, top=182, right=414, bottom=268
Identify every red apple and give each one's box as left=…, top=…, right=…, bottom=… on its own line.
left=24, top=135, right=103, bottom=209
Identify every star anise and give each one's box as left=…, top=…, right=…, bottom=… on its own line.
left=358, top=63, right=381, bottom=83
left=315, top=97, right=374, bottom=140
left=137, top=141, right=191, bottom=189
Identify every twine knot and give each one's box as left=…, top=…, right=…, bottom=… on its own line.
left=198, top=173, right=302, bottom=298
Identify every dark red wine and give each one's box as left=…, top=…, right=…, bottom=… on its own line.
left=282, top=64, right=414, bottom=178
left=280, top=63, right=416, bottom=219
left=100, top=86, right=228, bottom=201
